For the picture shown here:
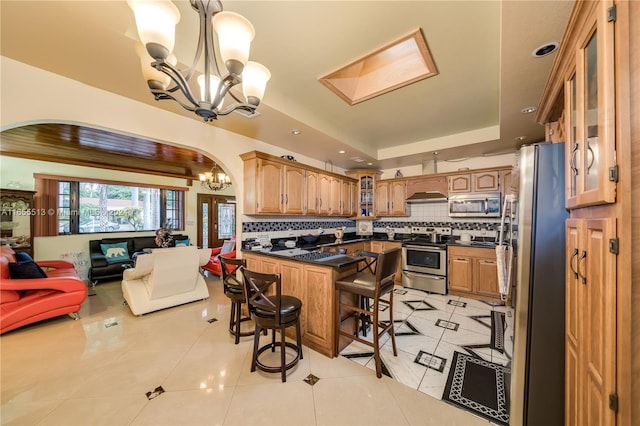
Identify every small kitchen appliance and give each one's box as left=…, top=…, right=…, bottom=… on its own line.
left=448, top=192, right=501, bottom=217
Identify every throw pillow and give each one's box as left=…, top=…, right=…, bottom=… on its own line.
left=15, top=252, right=34, bottom=262
left=100, top=242, right=130, bottom=263
left=220, top=240, right=235, bottom=255
left=8, top=261, right=47, bottom=279
left=175, top=238, right=190, bottom=247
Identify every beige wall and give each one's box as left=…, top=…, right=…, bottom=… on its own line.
left=0, top=57, right=333, bottom=261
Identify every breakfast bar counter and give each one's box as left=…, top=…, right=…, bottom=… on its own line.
left=242, top=250, right=362, bottom=358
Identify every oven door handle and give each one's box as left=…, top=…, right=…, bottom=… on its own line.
left=402, top=271, right=446, bottom=280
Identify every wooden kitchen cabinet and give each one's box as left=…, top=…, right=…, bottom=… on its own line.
left=248, top=158, right=283, bottom=214
left=375, top=179, right=407, bottom=217
left=346, top=169, right=381, bottom=219
left=283, top=164, right=306, bottom=214
left=448, top=255, right=473, bottom=293
left=241, top=252, right=359, bottom=357
left=318, top=173, right=331, bottom=215
left=448, top=170, right=500, bottom=194
left=448, top=173, right=472, bottom=193
left=563, top=1, right=616, bottom=210
left=302, top=264, right=334, bottom=351
left=305, top=171, right=319, bottom=215
left=241, top=151, right=356, bottom=217
left=447, top=246, right=502, bottom=303
left=565, top=217, right=616, bottom=426
left=280, top=260, right=306, bottom=337
left=328, top=176, right=341, bottom=215
left=536, top=1, right=636, bottom=424
left=244, top=159, right=305, bottom=214
left=340, top=179, right=355, bottom=216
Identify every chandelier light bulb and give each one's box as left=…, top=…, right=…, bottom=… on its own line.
left=212, top=11, right=255, bottom=75
left=197, top=74, right=224, bottom=108
left=129, top=0, right=268, bottom=121
left=242, top=61, right=271, bottom=104
left=127, top=0, right=180, bottom=59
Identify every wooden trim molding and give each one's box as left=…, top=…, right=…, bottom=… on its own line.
left=33, top=173, right=188, bottom=192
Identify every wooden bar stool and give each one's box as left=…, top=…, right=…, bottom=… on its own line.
left=241, top=268, right=303, bottom=382
left=335, top=247, right=401, bottom=378
left=220, top=257, right=254, bottom=344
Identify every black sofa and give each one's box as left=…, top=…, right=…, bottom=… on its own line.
left=88, top=235, right=189, bottom=283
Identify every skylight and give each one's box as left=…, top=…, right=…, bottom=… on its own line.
left=318, top=29, right=438, bottom=105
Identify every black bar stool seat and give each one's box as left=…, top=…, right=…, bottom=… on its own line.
left=242, top=268, right=303, bottom=382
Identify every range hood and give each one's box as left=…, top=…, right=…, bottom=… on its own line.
left=405, top=191, right=448, bottom=203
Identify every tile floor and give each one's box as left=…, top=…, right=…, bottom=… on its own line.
left=340, top=287, right=513, bottom=402
left=0, top=275, right=504, bottom=425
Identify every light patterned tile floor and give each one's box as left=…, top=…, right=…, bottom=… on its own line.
left=340, top=287, right=513, bottom=404
left=1, top=276, right=489, bottom=426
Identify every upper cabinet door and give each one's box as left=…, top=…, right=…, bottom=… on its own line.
left=282, top=165, right=305, bottom=214
left=448, top=174, right=472, bottom=193
left=374, top=181, right=390, bottom=216
left=256, top=159, right=283, bottom=214
left=473, top=171, right=500, bottom=192
left=318, top=174, right=331, bottom=215
left=305, top=171, right=319, bottom=215
left=389, top=180, right=407, bottom=216
left=565, top=0, right=616, bottom=209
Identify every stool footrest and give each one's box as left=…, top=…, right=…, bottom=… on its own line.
left=254, top=341, right=302, bottom=373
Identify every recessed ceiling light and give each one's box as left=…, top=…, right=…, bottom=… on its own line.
left=367, top=162, right=373, bottom=166
left=521, top=106, right=537, bottom=114
left=338, top=150, right=346, bottom=154
left=291, top=129, right=301, bottom=135
left=350, top=157, right=365, bottom=163
left=515, top=136, right=527, bottom=142
left=532, top=42, right=559, bottom=58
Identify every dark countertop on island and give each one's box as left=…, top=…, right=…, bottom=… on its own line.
left=241, top=247, right=365, bottom=269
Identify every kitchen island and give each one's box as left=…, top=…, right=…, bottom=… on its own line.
left=242, top=248, right=364, bottom=358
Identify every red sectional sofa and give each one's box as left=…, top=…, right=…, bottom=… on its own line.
left=0, top=246, right=87, bottom=334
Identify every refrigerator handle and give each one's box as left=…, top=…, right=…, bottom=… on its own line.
left=569, top=248, right=579, bottom=279
left=577, top=250, right=587, bottom=284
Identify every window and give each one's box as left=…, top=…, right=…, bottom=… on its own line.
left=57, top=181, right=184, bottom=234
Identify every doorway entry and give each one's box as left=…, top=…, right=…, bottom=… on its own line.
left=197, top=194, right=236, bottom=249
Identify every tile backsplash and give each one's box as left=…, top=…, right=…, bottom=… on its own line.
left=242, top=202, right=516, bottom=241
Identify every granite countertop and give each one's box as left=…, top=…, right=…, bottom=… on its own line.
left=446, top=237, right=498, bottom=248
left=241, top=247, right=364, bottom=269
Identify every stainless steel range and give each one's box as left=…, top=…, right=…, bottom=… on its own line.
left=401, top=226, right=451, bottom=294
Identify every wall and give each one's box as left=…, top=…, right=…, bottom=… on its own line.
left=0, top=156, right=233, bottom=262
left=379, top=152, right=517, bottom=179
left=0, top=57, right=334, bottom=262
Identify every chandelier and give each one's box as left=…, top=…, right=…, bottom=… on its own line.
left=128, top=0, right=271, bottom=121
left=199, top=163, right=232, bottom=191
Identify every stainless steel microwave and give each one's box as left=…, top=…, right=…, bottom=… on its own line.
left=448, top=192, right=501, bottom=217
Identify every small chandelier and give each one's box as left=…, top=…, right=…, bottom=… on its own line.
left=199, top=163, right=231, bottom=191
left=128, top=0, right=271, bottom=121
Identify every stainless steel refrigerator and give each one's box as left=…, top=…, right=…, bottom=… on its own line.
left=510, top=142, right=568, bottom=425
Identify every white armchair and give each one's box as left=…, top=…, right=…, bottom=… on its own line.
left=122, top=246, right=212, bottom=315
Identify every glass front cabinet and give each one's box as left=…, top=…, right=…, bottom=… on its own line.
left=0, top=189, right=36, bottom=258
left=346, top=170, right=381, bottom=219
left=564, top=0, right=616, bottom=209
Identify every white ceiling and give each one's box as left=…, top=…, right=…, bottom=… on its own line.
left=0, top=0, right=573, bottom=170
